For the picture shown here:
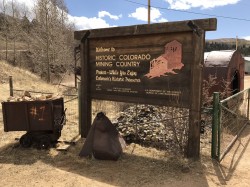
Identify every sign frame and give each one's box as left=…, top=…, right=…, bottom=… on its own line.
left=75, top=18, right=217, bottom=159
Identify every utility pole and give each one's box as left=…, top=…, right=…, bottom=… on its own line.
left=148, top=0, right=150, bottom=24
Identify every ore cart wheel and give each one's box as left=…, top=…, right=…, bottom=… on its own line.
left=38, top=135, right=51, bottom=150
left=20, top=134, right=33, bottom=148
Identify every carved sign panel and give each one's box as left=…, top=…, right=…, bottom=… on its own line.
left=88, top=32, right=194, bottom=106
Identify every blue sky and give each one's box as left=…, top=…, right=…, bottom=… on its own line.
left=64, top=0, right=250, bottom=40
left=1, top=0, right=249, bottom=40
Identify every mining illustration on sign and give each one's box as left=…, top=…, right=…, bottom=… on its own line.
left=145, top=40, right=184, bottom=79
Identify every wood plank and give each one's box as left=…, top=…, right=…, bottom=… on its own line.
left=74, top=18, right=217, bottom=40
left=186, top=31, right=205, bottom=159
left=56, top=144, right=70, bottom=151
left=88, top=32, right=193, bottom=47
left=56, top=136, right=81, bottom=151
left=88, top=34, right=194, bottom=55
left=60, top=135, right=81, bottom=145
left=80, top=33, right=92, bottom=138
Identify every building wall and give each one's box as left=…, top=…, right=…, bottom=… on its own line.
left=244, top=57, right=250, bottom=74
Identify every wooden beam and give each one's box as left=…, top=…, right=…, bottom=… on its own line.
left=80, top=31, right=91, bottom=138
left=74, top=18, right=217, bottom=40
left=186, top=30, right=205, bottom=159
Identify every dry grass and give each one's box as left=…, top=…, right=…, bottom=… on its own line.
left=0, top=60, right=59, bottom=92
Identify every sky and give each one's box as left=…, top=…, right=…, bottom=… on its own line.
left=1, top=0, right=250, bottom=40
left=64, top=0, right=250, bottom=40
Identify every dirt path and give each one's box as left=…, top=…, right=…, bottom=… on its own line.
left=202, top=75, right=250, bottom=186
left=244, top=75, right=250, bottom=89
left=205, top=125, right=250, bottom=187
left=0, top=125, right=250, bottom=187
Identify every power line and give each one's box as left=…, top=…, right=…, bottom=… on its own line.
left=124, top=0, right=250, bottom=22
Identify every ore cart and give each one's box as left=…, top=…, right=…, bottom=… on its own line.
left=1, top=97, right=66, bottom=149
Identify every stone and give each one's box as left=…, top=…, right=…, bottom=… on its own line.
left=23, top=91, right=31, bottom=97
left=113, top=104, right=192, bottom=152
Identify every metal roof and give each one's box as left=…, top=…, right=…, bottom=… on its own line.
left=244, top=57, right=250, bottom=61
left=204, top=50, right=236, bottom=67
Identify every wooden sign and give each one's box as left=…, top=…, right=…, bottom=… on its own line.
left=75, top=18, right=217, bottom=159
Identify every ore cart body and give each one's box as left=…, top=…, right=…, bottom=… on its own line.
left=1, top=97, right=66, bottom=149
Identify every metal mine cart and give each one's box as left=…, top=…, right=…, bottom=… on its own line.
left=1, top=97, right=66, bottom=149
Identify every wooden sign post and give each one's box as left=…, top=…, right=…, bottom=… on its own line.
left=75, top=18, right=217, bottom=159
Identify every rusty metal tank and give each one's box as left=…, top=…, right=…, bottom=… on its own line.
left=203, top=50, right=244, bottom=96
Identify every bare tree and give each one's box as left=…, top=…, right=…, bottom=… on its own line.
left=1, top=0, right=9, bottom=60
left=31, top=0, right=74, bottom=82
left=0, top=0, right=74, bottom=82
left=9, top=0, right=21, bottom=64
left=17, top=1, right=32, bottom=51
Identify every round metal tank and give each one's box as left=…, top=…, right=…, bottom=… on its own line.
left=204, top=50, right=244, bottom=96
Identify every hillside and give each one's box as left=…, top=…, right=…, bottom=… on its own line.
left=0, top=60, right=59, bottom=94
left=0, top=6, right=75, bottom=83
left=0, top=35, right=28, bottom=51
left=207, top=38, right=250, bottom=46
left=205, top=38, right=250, bottom=56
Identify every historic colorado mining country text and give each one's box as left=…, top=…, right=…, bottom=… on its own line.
left=95, top=47, right=150, bottom=83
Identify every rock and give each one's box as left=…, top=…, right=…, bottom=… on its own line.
left=117, top=116, right=125, bottom=121
left=23, top=96, right=32, bottom=101
left=45, top=94, right=53, bottom=99
left=151, top=135, right=158, bottom=142
left=17, top=98, right=23, bottom=101
left=23, top=91, right=31, bottom=97
left=114, top=104, right=192, bottom=152
left=34, top=94, right=46, bottom=100
left=7, top=96, right=16, bottom=102
left=145, top=135, right=152, bottom=141
left=5, top=91, right=60, bottom=103
left=143, top=124, right=149, bottom=128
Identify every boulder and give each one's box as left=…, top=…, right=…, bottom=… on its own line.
left=79, top=112, right=125, bottom=160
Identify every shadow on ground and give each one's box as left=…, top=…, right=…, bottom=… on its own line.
left=211, top=125, right=250, bottom=185
left=0, top=138, right=210, bottom=187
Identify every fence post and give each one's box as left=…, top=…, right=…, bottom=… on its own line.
left=211, top=92, right=220, bottom=159
left=78, top=82, right=81, bottom=135
left=9, top=76, right=13, bottom=97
